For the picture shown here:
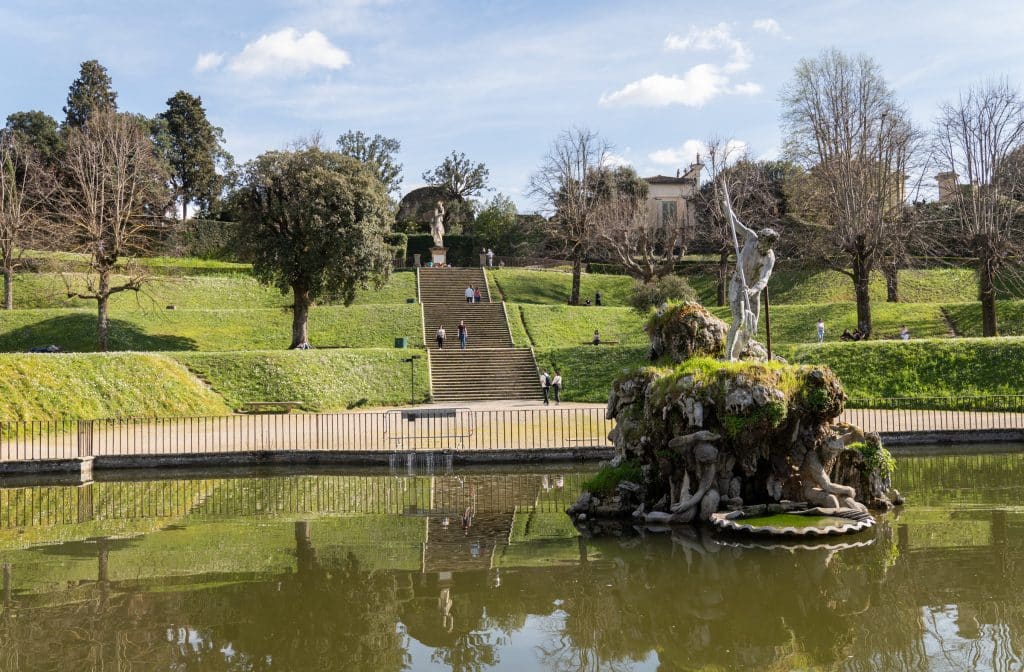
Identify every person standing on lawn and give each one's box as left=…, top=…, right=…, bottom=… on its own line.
left=816, top=319, right=825, bottom=343
left=458, top=320, right=468, bottom=349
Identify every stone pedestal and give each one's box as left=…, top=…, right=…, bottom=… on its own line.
left=431, top=247, right=447, bottom=266
left=413, top=253, right=422, bottom=267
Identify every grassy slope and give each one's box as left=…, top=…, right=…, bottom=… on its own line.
left=534, top=346, right=648, bottom=402
left=10, top=270, right=417, bottom=310
left=172, top=349, right=431, bottom=411
left=536, top=337, right=1024, bottom=404
left=510, top=302, right=948, bottom=350
left=0, top=305, right=423, bottom=352
left=0, top=353, right=230, bottom=421
left=517, top=305, right=648, bottom=348
left=489, top=268, right=633, bottom=306
left=779, top=339, right=1024, bottom=401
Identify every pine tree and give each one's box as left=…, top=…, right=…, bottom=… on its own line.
left=63, top=60, right=118, bottom=129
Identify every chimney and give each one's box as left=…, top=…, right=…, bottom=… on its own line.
left=935, top=171, right=959, bottom=203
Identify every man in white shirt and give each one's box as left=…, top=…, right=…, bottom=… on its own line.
left=465, top=285, right=474, bottom=303
left=551, top=372, right=562, bottom=405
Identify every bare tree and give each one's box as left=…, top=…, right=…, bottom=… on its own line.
left=0, top=130, right=52, bottom=309
left=57, top=111, right=170, bottom=351
left=594, top=165, right=690, bottom=282
left=781, top=49, right=919, bottom=336
left=528, top=128, right=611, bottom=305
left=933, top=80, right=1024, bottom=336
left=694, top=139, right=788, bottom=305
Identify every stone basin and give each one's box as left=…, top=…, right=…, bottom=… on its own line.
left=710, top=507, right=875, bottom=537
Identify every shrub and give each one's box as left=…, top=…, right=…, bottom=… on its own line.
left=628, top=275, right=696, bottom=314
left=582, top=459, right=643, bottom=496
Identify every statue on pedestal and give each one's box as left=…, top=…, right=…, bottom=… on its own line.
left=724, top=186, right=778, bottom=361
left=430, top=201, right=446, bottom=248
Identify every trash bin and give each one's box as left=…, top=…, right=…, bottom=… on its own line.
left=394, top=337, right=408, bottom=348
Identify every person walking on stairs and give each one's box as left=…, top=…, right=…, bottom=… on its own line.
left=465, top=285, right=474, bottom=303
left=458, top=321, right=468, bottom=349
left=436, top=325, right=446, bottom=349
left=474, top=286, right=482, bottom=303
left=540, top=370, right=551, bottom=405
left=551, top=372, right=562, bottom=405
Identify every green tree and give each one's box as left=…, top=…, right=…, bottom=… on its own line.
left=422, top=150, right=489, bottom=200
left=63, top=59, right=118, bottom=129
left=469, top=193, right=541, bottom=255
left=5, top=111, right=62, bottom=165
left=236, top=145, right=393, bottom=349
left=155, top=91, right=231, bottom=221
left=336, top=130, right=402, bottom=195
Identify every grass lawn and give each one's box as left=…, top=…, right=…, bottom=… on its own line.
left=0, top=353, right=230, bottom=422
left=489, top=268, right=634, bottom=306
left=780, top=338, right=1024, bottom=401
left=508, top=301, right=946, bottom=350
left=172, top=349, right=431, bottom=411
left=533, top=337, right=1024, bottom=405
left=9, top=270, right=418, bottom=310
left=0, top=305, right=423, bottom=352
left=941, top=301, right=1024, bottom=337
left=705, top=302, right=951, bottom=344
left=516, top=304, right=648, bottom=348
left=534, top=345, right=648, bottom=402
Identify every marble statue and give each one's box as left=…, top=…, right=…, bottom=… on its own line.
left=430, top=201, right=446, bottom=248
left=724, top=190, right=778, bottom=361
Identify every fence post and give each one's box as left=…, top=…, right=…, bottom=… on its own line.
left=77, top=420, right=94, bottom=458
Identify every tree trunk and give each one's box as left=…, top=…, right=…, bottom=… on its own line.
left=851, top=252, right=872, bottom=338
left=97, top=271, right=110, bottom=352
left=291, top=283, right=311, bottom=348
left=979, top=258, right=998, bottom=337
left=717, top=250, right=729, bottom=307
left=2, top=268, right=12, bottom=310
left=569, top=256, right=582, bottom=305
left=181, top=199, right=188, bottom=223
left=883, top=262, right=899, bottom=303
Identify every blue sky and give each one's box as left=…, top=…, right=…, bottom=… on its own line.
left=2, top=0, right=1024, bottom=209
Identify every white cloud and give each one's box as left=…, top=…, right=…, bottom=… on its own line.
left=227, top=28, right=351, bottom=77
left=664, top=23, right=750, bottom=72
left=752, top=18, right=782, bottom=35
left=648, top=138, right=747, bottom=167
left=194, top=51, right=224, bottom=72
left=732, top=81, right=763, bottom=96
left=600, top=64, right=759, bottom=108
left=602, top=152, right=632, bottom=168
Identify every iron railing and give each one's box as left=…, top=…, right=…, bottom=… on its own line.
left=5, top=395, right=1024, bottom=463
left=842, top=395, right=1024, bottom=434
left=0, top=407, right=614, bottom=462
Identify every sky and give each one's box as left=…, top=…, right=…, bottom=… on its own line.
left=2, top=0, right=1024, bottom=210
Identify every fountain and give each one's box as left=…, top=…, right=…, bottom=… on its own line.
left=567, top=301, right=901, bottom=537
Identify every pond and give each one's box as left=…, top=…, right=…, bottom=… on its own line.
left=0, top=450, right=1022, bottom=671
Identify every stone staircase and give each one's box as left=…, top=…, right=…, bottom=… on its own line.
left=418, top=267, right=543, bottom=403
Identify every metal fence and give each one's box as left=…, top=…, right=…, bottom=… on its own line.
left=5, top=395, right=1024, bottom=464
left=0, top=407, right=614, bottom=462
left=842, top=395, right=1024, bottom=434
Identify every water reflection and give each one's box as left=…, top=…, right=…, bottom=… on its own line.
left=0, top=455, right=1019, bottom=670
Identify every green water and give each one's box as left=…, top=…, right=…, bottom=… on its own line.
left=0, top=452, right=1022, bottom=670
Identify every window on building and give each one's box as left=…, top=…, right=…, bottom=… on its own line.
left=661, top=200, right=678, bottom=227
